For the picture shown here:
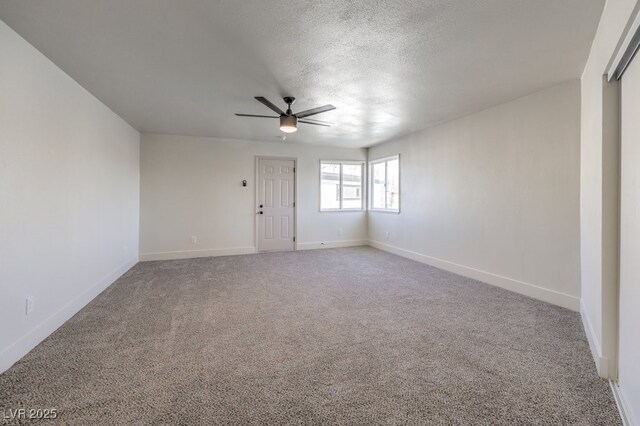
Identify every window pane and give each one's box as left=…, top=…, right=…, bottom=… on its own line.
left=320, top=163, right=340, bottom=209
left=372, top=162, right=386, bottom=209
left=341, top=164, right=362, bottom=209
left=386, top=159, right=399, bottom=210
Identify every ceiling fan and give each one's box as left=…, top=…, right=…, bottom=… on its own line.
left=235, top=96, right=336, bottom=133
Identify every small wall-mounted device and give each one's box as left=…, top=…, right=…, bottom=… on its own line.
left=242, top=180, right=247, bottom=187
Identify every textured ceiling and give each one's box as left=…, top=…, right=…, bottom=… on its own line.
left=0, top=0, right=604, bottom=148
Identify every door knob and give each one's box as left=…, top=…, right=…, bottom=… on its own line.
left=259, top=211, right=263, bottom=214
left=259, top=204, right=263, bottom=208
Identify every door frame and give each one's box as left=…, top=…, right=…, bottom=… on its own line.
left=255, top=156, right=298, bottom=252
left=601, top=5, right=640, bottom=383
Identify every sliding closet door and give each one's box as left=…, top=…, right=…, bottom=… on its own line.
left=619, top=48, right=640, bottom=422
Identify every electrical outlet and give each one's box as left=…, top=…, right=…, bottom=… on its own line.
left=190, top=236, right=198, bottom=244
left=25, top=296, right=34, bottom=315
left=337, top=228, right=343, bottom=236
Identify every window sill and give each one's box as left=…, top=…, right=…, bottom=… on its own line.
left=369, top=209, right=400, bottom=214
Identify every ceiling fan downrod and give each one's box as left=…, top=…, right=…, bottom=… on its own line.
left=283, top=97, right=295, bottom=116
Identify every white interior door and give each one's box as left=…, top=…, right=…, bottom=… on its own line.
left=619, top=49, right=640, bottom=422
left=257, top=158, right=295, bottom=252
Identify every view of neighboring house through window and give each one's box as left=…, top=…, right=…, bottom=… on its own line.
left=370, top=155, right=400, bottom=212
left=320, top=161, right=365, bottom=210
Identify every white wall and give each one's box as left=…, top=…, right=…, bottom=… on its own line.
left=579, top=0, right=639, bottom=380
left=140, top=134, right=367, bottom=260
left=368, top=81, right=581, bottom=311
left=0, top=21, right=140, bottom=373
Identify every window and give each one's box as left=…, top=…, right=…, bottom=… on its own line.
left=370, top=155, right=400, bottom=212
left=320, top=161, right=365, bottom=211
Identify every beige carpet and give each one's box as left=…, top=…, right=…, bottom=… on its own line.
left=0, top=247, right=620, bottom=425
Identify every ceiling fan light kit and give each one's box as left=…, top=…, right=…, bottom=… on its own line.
left=236, top=96, right=335, bottom=134
left=280, top=115, right=298, bottom=133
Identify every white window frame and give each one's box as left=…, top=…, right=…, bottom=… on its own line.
left=319, top=160, right=366, bottom=212
left=369, top=154, right=400, bottom=213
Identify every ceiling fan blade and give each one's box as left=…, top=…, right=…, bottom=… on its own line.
left=301, top=117, right=334, bottom=125
left=299, top=120, right=331, bottom=127
left=235, top=113, right=279, bottom=119
left=294, top=104, right=336, bottom=118
left=255, top=96, right=285, bottom=115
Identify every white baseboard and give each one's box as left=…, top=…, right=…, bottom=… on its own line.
left=141, top=241, right=369, bottom=260
left=580, top=300, right=609, bottom=378
left=610, top=379, right=636, bottom=426
left=296, top=239, right=369, bottom=250
left=368, top=240, right=580, bottom=311
left=140, top=247, right=256, bottom=261
left=0, top=256, right=138, bottom=374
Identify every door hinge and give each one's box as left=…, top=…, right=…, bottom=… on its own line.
left=293, top=236, right=296, bottom=242
left=293, top=167, right=296, bottom=173
left=293, top=201, right=295, bottom=207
